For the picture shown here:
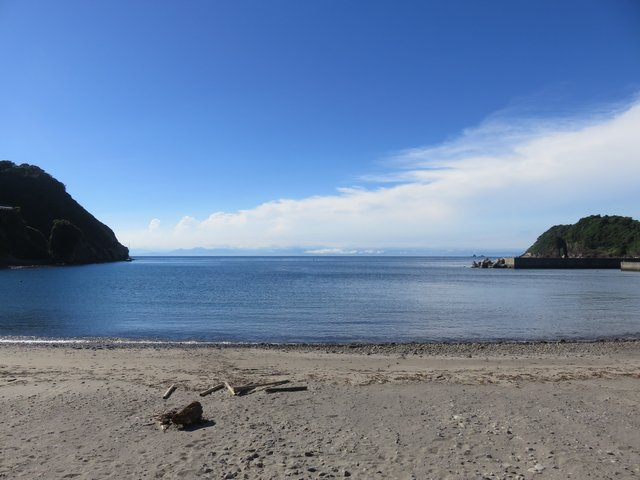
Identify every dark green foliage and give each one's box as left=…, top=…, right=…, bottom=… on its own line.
left=525, top=215, right=640, bottom=258
left=526, top=224, right=571, bottom=257
left=0, top=160, right=129, bottom=265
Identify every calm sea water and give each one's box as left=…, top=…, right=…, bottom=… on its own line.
left=1, top=256, right=639, bottom=343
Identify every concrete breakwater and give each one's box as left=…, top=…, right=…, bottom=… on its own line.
left=471, top=257, right=510, bottom=268
left=512, top=257, right=627, bottom=269
left=474, top=257, right=638, bottom=269
left=621, top=261, right=640, bottom=272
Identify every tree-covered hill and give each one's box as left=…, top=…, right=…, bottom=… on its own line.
left=0, top=161, right=129, bottom=266
left=524, top=215, right=640, bottom=258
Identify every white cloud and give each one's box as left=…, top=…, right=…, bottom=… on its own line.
left=121, top=98, right=640, bottom=252
left=175, top=215, right=198, bottom=231
left=304, top=248, right=385, bottom=255
left=147, top=218, right=161, bottom=231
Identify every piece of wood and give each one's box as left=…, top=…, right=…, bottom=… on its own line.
left=224, top=381, right=236, bottom=396
left=199, top=383, right=225, bottom=397
left=254, top=379, right=290, bottom=388
left=224, top=379, right=290, bottom=396
left=162, top=384, right=177, bottom=399
left=265, top=386, right=307, bottom=393
left=235, top=379, right=290, bottom=391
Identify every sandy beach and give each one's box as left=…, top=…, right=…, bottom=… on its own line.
left=1, top=341, right=639, bottom=479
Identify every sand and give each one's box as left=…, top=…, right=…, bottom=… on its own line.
left=1, top=341, right=639, bottom=479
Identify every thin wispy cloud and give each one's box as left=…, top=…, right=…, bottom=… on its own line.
left=367, top=96, right=634, bottom=184
left=122, top=98, right=640, bottom=253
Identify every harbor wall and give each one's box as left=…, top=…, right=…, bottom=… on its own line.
left=509, top=257, right=627, bottom=269
left=621, top=261, right=640, bottom=272
left=502, top=257, right=515, bottom=268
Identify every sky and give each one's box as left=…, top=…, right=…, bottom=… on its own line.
left=1, top=0, right=639, bottom=255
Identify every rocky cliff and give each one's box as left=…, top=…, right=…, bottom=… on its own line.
left=0, top=161, right=129, bottom=266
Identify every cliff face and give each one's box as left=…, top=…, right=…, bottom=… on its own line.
left=524, top=215, right=640, bottom=258
left=0, top=161, right=129, bottom=266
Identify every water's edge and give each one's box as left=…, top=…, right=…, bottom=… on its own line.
left=1, top=335, right=639, bottom=354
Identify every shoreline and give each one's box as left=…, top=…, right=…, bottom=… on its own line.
left=1, top=336, right=639, bottom=354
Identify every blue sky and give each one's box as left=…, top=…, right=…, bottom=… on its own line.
left=1, top=0, right=639, bottom=254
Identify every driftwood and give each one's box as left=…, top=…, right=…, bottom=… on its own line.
left=224, top=381, right=237, bottom=396
left=224, top=379, right=290, bottom=396
left=153, top=401, right=204, bottom=431
left=155, top=409, right=177, bottom=427
left=199, top=383, right=225, bottom=397
left=162, top=384, right=177, bottom=399
left=265, top=386, right=308, bottom=393
left=171, top=401, right=203, bottom=426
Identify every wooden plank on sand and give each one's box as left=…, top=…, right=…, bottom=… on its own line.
left=163, top=384, right=177, bottom=399
left=199, top=383, right=225, bottom=397
left=265, top=386, right=307, bottom=393
left=224, top=381, right=237, bottom=396
left=249, top=380, right=290, bottom=389
left=224, top=379, right=291, bottom=396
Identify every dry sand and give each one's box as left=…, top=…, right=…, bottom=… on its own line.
left=1, top=341, right=639, bottom=479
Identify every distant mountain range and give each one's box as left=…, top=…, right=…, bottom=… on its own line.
left=130, top=247, right=523, bottom=257
left=524, top=215, right=640, bottom=258
left=0, top=161, right=129, bottom=266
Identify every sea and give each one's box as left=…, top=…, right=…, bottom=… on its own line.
left=1, top=256, right=639, bottom=344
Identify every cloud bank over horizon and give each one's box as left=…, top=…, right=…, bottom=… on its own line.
left=121, top=98, right=640, bottom=253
